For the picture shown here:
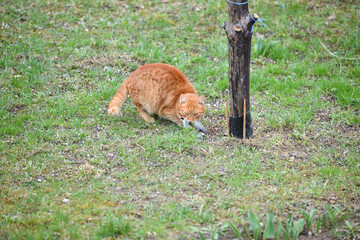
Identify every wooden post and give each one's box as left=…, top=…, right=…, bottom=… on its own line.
left=223, top=0, right=257, bottom=139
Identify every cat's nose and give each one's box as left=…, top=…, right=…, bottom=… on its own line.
left=188, top=117, right=196, bottom=122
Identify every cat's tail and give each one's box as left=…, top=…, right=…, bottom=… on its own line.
left=108, top=83, right=128, bottom=116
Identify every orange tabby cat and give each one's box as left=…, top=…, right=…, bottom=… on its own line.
left=108, top=63, right=206, bottom=131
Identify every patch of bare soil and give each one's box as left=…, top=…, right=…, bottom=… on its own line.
left=5, top=103, right=26, bottom=114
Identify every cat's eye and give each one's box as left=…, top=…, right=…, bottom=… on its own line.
left=194, top=113, right=199, bottom=117
left=183, top=112, right=189, bottom=116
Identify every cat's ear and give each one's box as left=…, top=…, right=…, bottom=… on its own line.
left=180, top=94, right=187, bottom=104
left=198, top=95, right=205, bottom=105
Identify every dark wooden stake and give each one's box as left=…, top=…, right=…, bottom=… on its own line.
left=243, top=99, right=246, bottom=140
left=226, top=103, right=230, bottom=137
left=223, top=0, right=257, bottom=139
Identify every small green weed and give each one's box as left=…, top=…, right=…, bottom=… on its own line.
left=222, top=206, right=354, bottom=240
left=96, top=215, right=132, bottom=239
left=254, top=36, right=280, bottom=58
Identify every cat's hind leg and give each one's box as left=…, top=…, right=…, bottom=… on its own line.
left=135, top=105, right=155, bottom=123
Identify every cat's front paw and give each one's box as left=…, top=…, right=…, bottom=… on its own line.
left=144, top=117, right=155, bottom=123
left=108, top=107, right=120, bottom=116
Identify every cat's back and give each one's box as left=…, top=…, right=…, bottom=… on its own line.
left=127, top=63, right=192, bottom=87
left=134, top=63, right=184, bottom=77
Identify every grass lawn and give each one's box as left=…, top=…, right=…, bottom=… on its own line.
left=1, top=0, right=359, bottom=239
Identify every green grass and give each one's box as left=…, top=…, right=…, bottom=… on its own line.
left=1, top=0, right=359, bottom=239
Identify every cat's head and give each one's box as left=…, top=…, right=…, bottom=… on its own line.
left=177, top=93, right=206, bottom=123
